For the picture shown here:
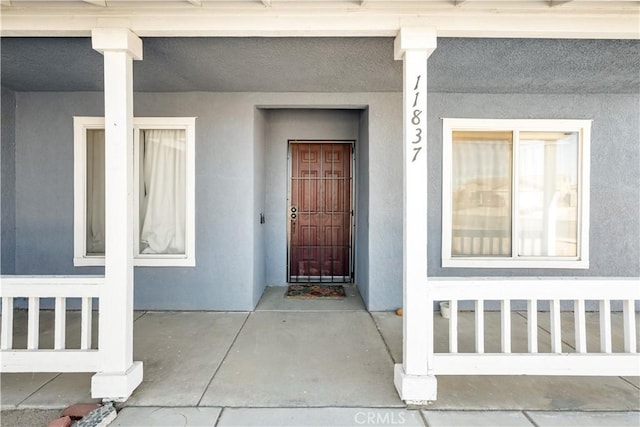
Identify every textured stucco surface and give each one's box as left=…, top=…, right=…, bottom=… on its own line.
left=11, top=92, right=404, bottom=310
left=1, top=86, right=16, bottom=274
left=5, top=33, right=639, bottom=311
left=134, top=93, right=257, bottom=310
left=253, top=108, right=267, bottom=307
left=10, top=90, right=638, bottom=310
left=5, top=36, right=638, bottom=310
left=14, top=93, right=104, bottom=277
left=1, top=38, right=638, bottom=94
left=356, top=109, right=371, bottom=306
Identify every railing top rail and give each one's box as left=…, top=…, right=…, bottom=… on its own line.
left=429, top=277, right=640, bottom=301
left=1, top=275, right=104, bottom=281
left=430, top=277, right=640, bottom=282
left=1, top=275, right=104, bottom=298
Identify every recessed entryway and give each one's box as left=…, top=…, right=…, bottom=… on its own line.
left=260, top=108, right=368, bottom=301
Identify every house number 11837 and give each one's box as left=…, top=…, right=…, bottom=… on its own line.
left=411, top=75, right=423, bottom=162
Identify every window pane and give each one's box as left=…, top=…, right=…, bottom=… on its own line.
left=452, top=131, right=512, bottom=257
left=518, top=132, right=579, bottom=257
left=139, top=129, right=186, bottom=255
left=86, top=129, right=105, bottom=255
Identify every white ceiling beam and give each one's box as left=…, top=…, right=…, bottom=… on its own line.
left=260, top=0, right=272, bottom=6
left=82, top=0, right=107, bottom=6
left=1, top=4, right=638, bottom=39
left=0, top=0, right=12, bottom=7
left=453, top=0, right=467, bottom=5
left=2, top=12, right=637, bottom=39
left=549, top=0, right=573, bottom=6
left=186, top=0, right=202, bottom=6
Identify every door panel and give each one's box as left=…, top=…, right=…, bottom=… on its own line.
left=289, top=142, right=353, bottom=282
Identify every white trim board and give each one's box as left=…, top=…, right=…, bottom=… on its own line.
left=1, top=7, right=638, bottom=39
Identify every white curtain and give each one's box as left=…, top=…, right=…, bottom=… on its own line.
left=452, top=134, right=512, bottom=256
left=86, top=129, right=105, bottom=254
left=139, top=129, right=186, bottom=254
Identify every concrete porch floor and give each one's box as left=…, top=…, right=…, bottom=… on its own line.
left=1, top=285, right=639, bottom=426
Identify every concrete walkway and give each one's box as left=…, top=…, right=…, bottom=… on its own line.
left=1, top=286, right=639, bottom=426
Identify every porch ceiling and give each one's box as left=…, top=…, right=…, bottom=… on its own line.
left=1, top=37, right=638, bottom=93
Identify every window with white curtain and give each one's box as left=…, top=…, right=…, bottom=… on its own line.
left=442, top=118, right=590, bottom=269
left=74, top=117, right=196, bottom=267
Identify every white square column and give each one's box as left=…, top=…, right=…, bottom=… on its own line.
left=90, top=28, right=143, bottom=401
left=393, top=27, right=438, bottom=405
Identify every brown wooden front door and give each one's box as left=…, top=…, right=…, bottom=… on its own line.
left=288, top=141, right=353, bottom=282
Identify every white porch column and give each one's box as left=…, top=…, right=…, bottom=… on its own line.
left=393, top=27, right=438, bottom=405
left=90, top=28, right=143, bottom=401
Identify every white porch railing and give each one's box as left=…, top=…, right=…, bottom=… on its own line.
left=1, top=276, right=103, bottom=373
left=430, top=278, right=640, bottom=376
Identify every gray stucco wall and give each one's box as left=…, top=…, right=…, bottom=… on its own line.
left=11, top=92, right=403, bottom=310
left=1, top=86, right=16, bottom=274
left=355, top=109, right=370, bottom=307
left=9, top=90, right=639, bottom=311
left=366, top=96, right=404, bottom=310
left=14, top=93, right=102, bottom=276
left=253, top=108, right=267, bottom=306
left=135, top=93, right=258, bottom=310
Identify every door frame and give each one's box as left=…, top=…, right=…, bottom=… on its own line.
left=286, top=139, right=356, bottom=283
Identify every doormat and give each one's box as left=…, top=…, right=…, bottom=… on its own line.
left=286, top=284, right=346, bottom=299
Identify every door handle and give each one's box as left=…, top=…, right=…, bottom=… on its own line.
left=290, top=206, right=297, bottom=234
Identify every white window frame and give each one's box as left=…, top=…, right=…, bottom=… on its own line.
left=73, top=116, right=196, bottom=267
left=442, top=118, right=591, bottom=269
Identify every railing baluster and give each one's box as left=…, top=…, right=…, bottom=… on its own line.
left=623, top=299, right=637, bottom=353
left=54, top=297, right=66, bottom=350
left=475, top=299, right=484, bottom=353
left=527, top=299, right=538, bottom=353
left=81, top=297, right=92, bottom=350
left=550, top=299, right=562, bottom=353
left=599, top=299, right=612, bottom=353
left=501, top=299, right=511, bottom=353
left=449, top=300, right=458, bottom=353
left=1, top=297, right=14, bottom=350
left=574, top=299, right=587, bottom=353
left=27, top=297, right=40, bottom=350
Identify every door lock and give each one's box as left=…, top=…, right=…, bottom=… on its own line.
left=290, top=205, right=297, bottom=233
